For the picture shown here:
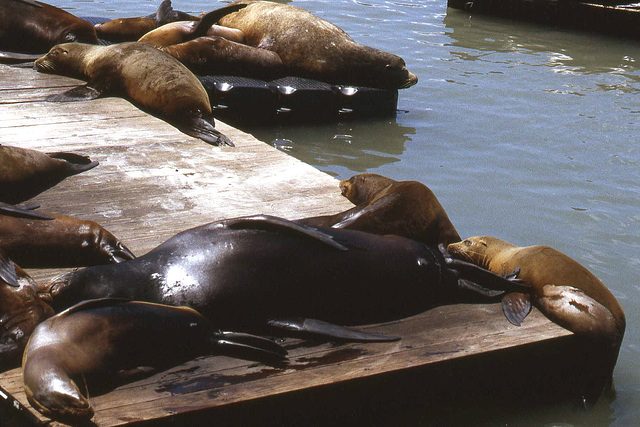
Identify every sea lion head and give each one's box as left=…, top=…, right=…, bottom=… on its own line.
left=353, top=47, right=418, bottom=89
left=447, top=236, right=513, bottom=269
left=54, top=21, right=99, bottom=46
left=339, top=173, right=397, bottom=205
left=0, top=253, right=54, bottom=371
left=34, top=43, right=93, bottom=79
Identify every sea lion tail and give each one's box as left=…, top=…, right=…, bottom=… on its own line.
left=192, top=3, right=248, bottom=38
left=181, top=117, right=234, bottom=147
left=212, top=331, right=288, bottom=362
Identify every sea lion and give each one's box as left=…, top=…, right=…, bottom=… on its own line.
left=22, top=299, right=286, bottom=422
left=0, top=201, right=53, bottom=220
left=40, top=215, right=526, bottom=342
left=217, top=1, right=418, bottom=89
left=162, top=36, right=285, bottom=80
left=0, top=251, right=54, bottom=372
left=35, top=42, right=233, bottom=146
left=95, top=0, right=201, bottom=43
left=299, top=174, right=461, bottom=247
left=0, top=0, right=98, bottom=54
left=0, top=212, right=135, bottom=268
left=138, top=4, right=247, bottom=48
left=446, top=236, right=626, bottom=404
left=0, top=145, right=98, bottom=204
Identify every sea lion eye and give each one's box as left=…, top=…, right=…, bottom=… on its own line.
left=464, top=240, right=473, bottom=246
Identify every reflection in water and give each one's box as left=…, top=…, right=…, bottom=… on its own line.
left=246, top=117, right=415, bottom=176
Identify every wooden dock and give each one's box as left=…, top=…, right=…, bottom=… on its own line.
left=448, top=0, right=640, bottom=39
left=0, top=63, right=580, bottom=426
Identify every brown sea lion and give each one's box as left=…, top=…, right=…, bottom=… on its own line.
left=138, top=4, right=247, bottom=48
left=0, top=251, right=54, bottom=372
left=0, top=145, right=98, bottom=205
left=162, top=36, right=285, bottom=80
left=95, top=0, right=201, bottom=43
left=0, top=0, right=98, bottom=54
left=0, top=212, right=135, bottom=268
left=35, top=42, right=233, bottom=146
left=446, top=236, right=625, bottom=404
left=299, top=174, right=461, bottom=247
left=217, top=1, right=418, bottom=89
left=22, top=299, right=286, bottom=423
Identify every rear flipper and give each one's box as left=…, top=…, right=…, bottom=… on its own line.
left=267, top=318, right=400, bottom=342
left=45, top=85, right=103, bottom=102
left=0, top=51, right=41, bottom=64
left=0, top=201, right=54, bottom=220
left=47, top=152, right=99, bottom=174
left=179, top=116, right=234, bottom=147
left=501, top=292, right=532, bottom=326
left=213, top=330, right=287, bottom=362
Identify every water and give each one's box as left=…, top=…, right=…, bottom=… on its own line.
left=41, top=1, right=640, bottom=425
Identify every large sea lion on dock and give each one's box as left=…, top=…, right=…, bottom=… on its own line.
left=22, top=299, right=286, bottom=422
left=0, top=145, right=98, bottom=205
left=0, top=212, right=135, bottom=268
left=95, top=0, right=201, bottom=43
left=40, top=215, right=526, bottom=342
left=299, top=174, right=461, bottom=246
left=0, top=251, right=54, bottom=371
left=217, top=1, right=418, bottom=89
left=35, top=42, right=232, bottom=146
left=446, top=236, right=625, bottom=405
left=138, top=3, right=246, bottom=47
left=0, top=0, right=97, bottom=54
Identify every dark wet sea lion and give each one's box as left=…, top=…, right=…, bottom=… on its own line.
left=0, top=251, right=54, bottom=372
left=0, top=145, right=98, bottom=204
left=138, top=4, right=247, bottom=47
left=299, top=174, right=461, bottom=247
left=218, top=1, right=418, bottom=89
left=0, top=212, right=135, bottom=268
left=22, top=299, right=286, bottom=422
left=0, top=0, right=98, bottom=54
left=35, top=42, right=232, bottom=146
left=95, top=0, right=201, bottom=43
left=41, top=216, right=526, bottom=341
left=447, top=236, right=625, bottom=404
left=162, top=36, right=285, bottom=80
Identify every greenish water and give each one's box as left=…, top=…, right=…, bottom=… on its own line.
left=45, top=1, right=640, bottom=425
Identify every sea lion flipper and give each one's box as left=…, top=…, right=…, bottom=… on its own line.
left=457, top=279, right=505, bottom=297
left=110, top=242, right=136, bottom=263
left=213, top=331, right=287, bottom=360
left=192, top=3, right=248, bottom=38
left=46, top=152, right=99, bottom=174
left=332, top=193, right=400, bottom=229
left=0, top=251, right=20, bottom=287
left=0, top=201, right=54, bottom=220
left=180, top=117, right=234, bottom=147
left=156, top=0, right=176, bottom=25
left=226, top=215, right=348, bottom=251
left=47, top=85, right=102, bottom=102
left=501, top=292, right=532, bottom=326
left=57, top=298, right=132, bottom=316
left=267, top=318, right=400, bottom=342
left=0, top=51, right=41, bottom=64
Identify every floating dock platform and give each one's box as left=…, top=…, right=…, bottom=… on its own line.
left=448, top=0, right=640, bottom=39
left=0, top=63, right=586, bottom=426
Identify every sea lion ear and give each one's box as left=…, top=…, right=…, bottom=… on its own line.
left=477, top=239, right=488, bottom=247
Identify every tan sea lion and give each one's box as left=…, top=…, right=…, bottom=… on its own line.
left=0, top=212, right=135, bottom=268
left=217, top=1, right=418, bottom=89
left=299, top=174, right=461, bottom=247
left=446, top=236, right=626, bottom=405
left=0, top=251, right=54, bottom=371
left=0, top=145, right=98, bottom=205
left=95, top=0, right=201, bottom=43
left=162, top=36, right=285, bottom=80
left=138, top=4, right=247, bottom=48
left=35, top=42, right=233, bottom=146
left=22, top=299, right=286, bottom=422
left=0, top=0, right=98, bottom=54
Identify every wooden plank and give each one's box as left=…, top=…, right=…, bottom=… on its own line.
left=0, top=63, right=577, bottom=426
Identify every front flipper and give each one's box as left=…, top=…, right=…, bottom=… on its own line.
left=47, top=152, right=99, bottom=174
left=225, top=214, right=347, bottom=251
left=501, top=292, right=532, bottom=326
left=332, top=193, right=400, bottom=229
left=178, top=117, right=234, bottom=147
left=192, top=3, right=248, bottom=38
left=0, top=201, right=54, bottom=220
left=0, top=251, right=19, bottom=287
left=46, top=85, right=102, bottom=102
left=267, top=318, right=400, bottom=342
left=213, top=331, right=287, bottom=361
left=109, top=242, right=136, bottom=263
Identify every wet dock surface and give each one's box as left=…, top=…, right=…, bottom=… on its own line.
left=0, top=63, right=576, bottom=426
